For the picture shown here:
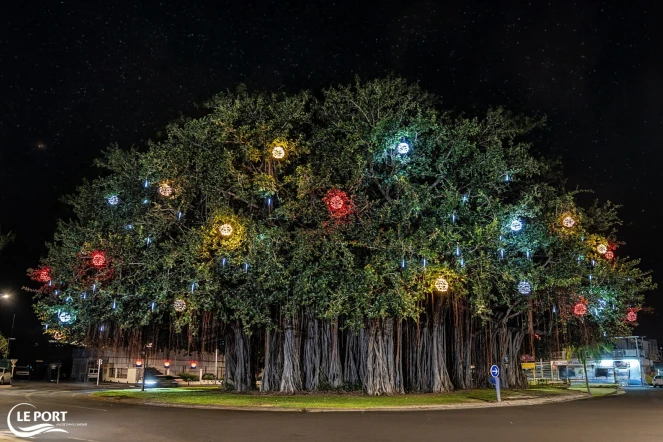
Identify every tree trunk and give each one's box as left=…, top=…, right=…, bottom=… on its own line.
left=280, top=316, right=302, bottom=393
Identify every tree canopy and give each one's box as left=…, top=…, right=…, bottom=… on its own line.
left=28, top=78, right=654, bottom=394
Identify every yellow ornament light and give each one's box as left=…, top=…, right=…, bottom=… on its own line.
left=173, top=299, right=187, bottom=312
left=596, top=244, right=608, bottom=255
left=218, top=224, right=233, bottom=237
left=159, top=182, right=173, bottom=197
left=434, top=277, right=449, bottom=293
left=562, top=216, right=576, bottom=228
left=272, top=146, right=286, bottom=159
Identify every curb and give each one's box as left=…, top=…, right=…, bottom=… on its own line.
left=90, top=391, right=591, bottom=413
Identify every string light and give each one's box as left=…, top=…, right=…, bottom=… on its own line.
left=173, top=299, right=187, bottom=312
left=272, top=146, right=286, bottom=159
left=434, top=277, right=449, bottom=293
left=518, top=281, right=532, bottom=295
left=143, top=179, right=150, bottom=188
left=151, top=301, right=156, bottom=311
left=218, top=224, right=233, bottom=237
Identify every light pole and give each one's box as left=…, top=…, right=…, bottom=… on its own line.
left=1, top=294, right=15, bottom=358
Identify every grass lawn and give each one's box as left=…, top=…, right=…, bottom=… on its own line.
left=568, top=385, right=620, bottom=397
left=92, top=386, right=577, bottom=409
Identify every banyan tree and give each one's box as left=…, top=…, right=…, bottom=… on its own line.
left=28, top=78, right=653, bottom=395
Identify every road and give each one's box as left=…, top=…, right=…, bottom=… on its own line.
left=1, top=383, right=662, bottom=441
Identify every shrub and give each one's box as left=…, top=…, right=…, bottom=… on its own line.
left=177, top=372, right=199, bottom=383
left=202, top=373, right=216, bottom=381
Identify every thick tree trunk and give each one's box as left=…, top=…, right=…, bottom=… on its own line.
left=362, top=318, right=403, bottom=395
left=343, top=328, right=360, bottom=387
left=261, top=327, right=283, bottom=392
left=304, top=313, right=320, bottom=390
left=280, top=316, right=302, bottom=393
left=224, top=321, right=253, bottom=392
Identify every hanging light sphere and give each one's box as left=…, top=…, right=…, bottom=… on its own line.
left=218, top=223, right=233, bottom=237
left=272, top=145, right=286, bottom=159
left=173, top=299, right=187, bottom=312
left=36, top=267, right=52, bottom=283
left=574, top=302, right=587, bottom=316
left=604, top=250, right=615, bottom=260
left=626, top=309, right=637, bottom=322
left=158, top=182, right=173, bottom=197
left=107, top=195, right=119, bottom=206
left=434, top=277, right=449, bottom=293
left=90, top=250, right=107, bottom=268
left=596, top=244, right=608, bottom=255
left=562, top=216, right=576, bottom=228
left=517, top=281, right=532, bottom=295
left=53, top=331, right=64, bottom=341
left=329, top=195, right=344, bottom=210
left=396, top=142, right=410, bottom=155
left=58, top=311, right=72, bottom=323
left=510, top=219, right=523, bottom=232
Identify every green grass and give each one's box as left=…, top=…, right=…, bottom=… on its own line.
left=92, top=386, right=576, bottom=409
left=568, top=385, right=620, bottom=397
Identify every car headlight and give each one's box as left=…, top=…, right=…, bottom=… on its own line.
left=145, top=380, right=157, bottom=385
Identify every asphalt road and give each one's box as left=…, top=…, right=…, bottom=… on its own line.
left=1, top=383, right=662, bottom=441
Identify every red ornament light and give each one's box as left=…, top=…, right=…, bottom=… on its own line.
left=574, top=302, right=587, bottom=316
left=323, top=189, right=353, bottom=219
left=604, top=250, right=614, bottom=260
left=36, top=267, right=52, bottom=283
left=626, top=309, right=637, bottom=322
left=90, top=250, right=107, bottom=268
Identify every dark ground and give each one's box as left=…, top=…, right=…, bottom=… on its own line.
left=1, top=383, right=661, bottom=441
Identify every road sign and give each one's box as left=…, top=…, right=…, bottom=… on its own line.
left=490, top=365, right=500, bottom=377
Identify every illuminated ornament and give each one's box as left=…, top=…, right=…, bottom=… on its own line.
left=143, top=179, right=150, bottom=188
left=518, top=281, right=532, bottom=295
left=164, top=360, right=171, bottom=368
left=504, top=173, right=511, bottom=182
left=596, top=244, right=608, bottom=255
left=510, top=219, right=523, bottom=232
left=324, top=189, right=353, bottom=219
left=396, top=142, right=410, bottom=155
left=218, top=223, right=233, bottom=237
left=574, top=302, right=587, bottom=316
left=36, top=267, right=52, bottom=283
left=135, top=360, right=143, bottom=367
left=173, top=298, right=187, bottom=312
left=562, top=216, right=576, bottom=228
left=158, top=182, right=173, bottom=197
left=107, top=195, right=119, bottom=206
left=58, top=311, right=72, bottom=323
left=604, top=250, right=614, bottom=260
left=151, top=301, right=156, bottom=311
left=626, top=309, right=637, bottom=322
left=272, top=146, right=286, bottom=159
left=90, top=250, right=107, bottom=268
left=53, top=331, right=64, bottom=341
left=434, top=277, right=449, bottom=293
left=190, top=361, right=197, bottom=369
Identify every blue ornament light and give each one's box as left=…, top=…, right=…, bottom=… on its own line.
left=510, top=219, right=523, bottom=232
left=396, top=141, right=410, bottom=155
left=107, top=195, right=119, bottom=206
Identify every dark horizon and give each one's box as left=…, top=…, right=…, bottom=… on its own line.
left=1, top=1, right=661, bottom=359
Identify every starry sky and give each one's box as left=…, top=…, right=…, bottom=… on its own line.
left=1, top=1, right=661, bottom=354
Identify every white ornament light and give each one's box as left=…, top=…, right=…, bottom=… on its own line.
left=562, top=216, right=576, bottom=228
left=58, top=311, right=72, bottom=324
left=518, top=281, right=532, bottom=295
left=434, top=277, right=449, bottom=293
left=510, top=219, right=523, bottom=232
left=107, top=195, right=119, bottom=206
left=272, top=146, right=286, bottom=159
left=173, top=299, right=187, bottom=312
left=218, top=223, right=233, bottom=237
left=596, top=244, right=608, bottom=255
left=397, top=142, right=410, bottom=154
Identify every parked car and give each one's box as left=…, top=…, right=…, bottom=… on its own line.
left=136, top=375, right=184, bottom=388
left=0, top=367, right=11, bottom=385
left=652, top=375, right=663, bottom=387
left=13, top=366, right=30, bottom=379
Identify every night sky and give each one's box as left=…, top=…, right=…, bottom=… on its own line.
left=1, top=1, right=661, bottom=355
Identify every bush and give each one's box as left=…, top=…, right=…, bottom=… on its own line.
left=177, top=372, right=199, bottom=383
left=202, top=373, right=216, bottom=381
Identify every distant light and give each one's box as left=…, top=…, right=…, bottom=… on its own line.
left=164, top=360, right=171, bottom=368
left=272, top=146, right=286, bottom=159
left=518, top=281, right=532, bottom=295
left=422, top=258, right=427, bottom=269
left=107, top=195, right=119, bottom=206
left=112, top=300, right=116, bottom=309
left=190, top=361, right=197, bottom=369
left=143, top=199, right=150, bottom=205
left=500, top=249, right=505, bottom=259
left=178, top=211, right=183, bottom=220
left=504, top=173, right=511, bottom=182
left=456, top=244, right=461, bottom=256
left=396, top=142, right=410, bottom=155
left=143, top=179, right=150, bottom=188
left=151, top=302, right=155, bottom=311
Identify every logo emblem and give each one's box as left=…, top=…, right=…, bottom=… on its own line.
left=7, top=403, right=69, bottom=438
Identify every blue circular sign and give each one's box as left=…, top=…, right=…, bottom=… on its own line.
left=490, top=365, right=500, bottom=377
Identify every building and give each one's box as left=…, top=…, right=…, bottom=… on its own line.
left=525, top=336, right=661, bottom=386
left=72, top=347, right=224, bottom=384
